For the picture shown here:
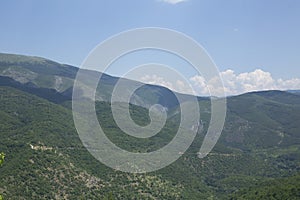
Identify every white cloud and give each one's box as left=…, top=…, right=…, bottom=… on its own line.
left=158, top=0, right=188, bottom=4
left=137, top=69, right=300, bottom=97
left=277, top=78, right=300, bottom=90
left=141, top=74, right=174, bottom=90
left=140, top=74, right=195, bottom=94
left=190, top=69, right=300, bottom=96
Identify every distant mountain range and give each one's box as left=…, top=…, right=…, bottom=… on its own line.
left=0, top=53, right=299, bottom=199
left=0, top=53, right=201, bottom=110
left=1, top=53, right=298, bottom=107
left=287, top=90, right=300, bottom=95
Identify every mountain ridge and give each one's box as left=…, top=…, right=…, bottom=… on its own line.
left=0, top=52, right=300, bottom=199
left=0, top=52, right=297, bottom=106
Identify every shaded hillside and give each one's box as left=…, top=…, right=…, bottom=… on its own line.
left=229, top=173, right=300, bottom=199
left=0, top=53, right=196, bottom=110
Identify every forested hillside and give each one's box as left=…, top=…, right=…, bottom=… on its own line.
left=0, top=54, right=299, bottom=199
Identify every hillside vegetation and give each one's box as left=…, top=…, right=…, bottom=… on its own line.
left=0, top=53, right=299, bottom=199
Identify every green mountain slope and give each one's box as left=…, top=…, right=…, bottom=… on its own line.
left=222, top=91, right=300, bottom=150
left=0, top=86, right=186, bottom=199
left=229, top=173, right=300, bottom=199
left=0, top=53, right=299, bottom=199
left=0, top=53, right=195, bottom=110
left=0, top=85, right=299, bottom=199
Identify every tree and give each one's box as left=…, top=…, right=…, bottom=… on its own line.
left=103, top=192, right=114, bottom=200
left=0, top=152, right=4, bottom=166
left=0, top=152, right=4, bottom=200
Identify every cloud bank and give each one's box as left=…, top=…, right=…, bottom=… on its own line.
left=140, top=74, right=195, bottom=95
left=140, top=69, right=300, bottom=96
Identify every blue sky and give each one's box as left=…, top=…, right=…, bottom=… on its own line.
left=1, top=0, right=300, bottom=95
